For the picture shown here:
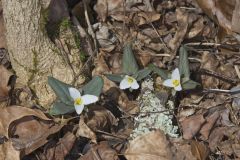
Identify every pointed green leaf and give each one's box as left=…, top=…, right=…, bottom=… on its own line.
left=49, top=101, right=75, bottom=115
left=230, top=87, right=240, bottom=94
left=148, top=64, right=168, bottom=80
left=182, top=79, right=200, bottom=90
left=122, top=43, right=139, bottom=75
left=82, top=76, right=103, bottom=97
left=134, top=68, right=152, bottom=81
left=105, top=74, right=123, bottom=82
left=179, top=46, right=190, bottom=79
left=48, top=76, right=73, bottom=104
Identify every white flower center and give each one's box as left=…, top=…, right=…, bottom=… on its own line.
left=127, top=77, right=134, bottom=84
left=74, top=97, right=83, bottom=105
left=172, top=79, right=180, bottom=87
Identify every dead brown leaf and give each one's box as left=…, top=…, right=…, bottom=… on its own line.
left=80, top=141, right=119, bottom=160
left=199, top=111, right=220, bottom=140
left=168, top=8, right=198, bottom=56
left=0, top=65, right=13, bottom=101
left=208, top=127, right=240, bottom=152
left=180, top=114, right=206, bottom=140
left=42, top=132, right=76, bottom=160
left=125, top=130, right=173, bottom=160
left=10, top=116, right=63, bottom=155
left=191, top=140, right=209, bottom=160
left=86, top=105, right=118, bottom=132
left=171, top=138, right=197, bottom=160
left=77, top=116, right=97, bottom=143
left=196, top=0, right=240, bottom=34
left=0, top=141, right=20, bottom=160
left=0, top=105, right=51, bottom=138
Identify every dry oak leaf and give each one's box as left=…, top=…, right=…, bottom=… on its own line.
left=0, top=65, right=13, bottom=101
left=0, top=105, right=51, bottom=139
left=196, top=0, right=240, bottom=34
left=191, top=140, right=210, bottom=160
left=199, top=111, right=220, bottom=140
left=80, top=141, right=119, bottom=160
left=77, top=116, right=97, bottom=143
left=180, top=114, right=205, bottom=140
left=0, top=141, right=20, bottom=160
left=86, top=105, right=118, bottom=132
left=125, top=130, right=173, bottom=160
left=11, top=116, right=63, bottom=156
left=43, top=132, right=76, bottom=160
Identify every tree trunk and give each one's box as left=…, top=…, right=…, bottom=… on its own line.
left=2, top=0, right=83, bottom=107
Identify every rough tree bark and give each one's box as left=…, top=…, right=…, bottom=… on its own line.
left=2, top=0, right=83, bottom=107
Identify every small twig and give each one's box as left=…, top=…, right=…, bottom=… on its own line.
left=234, top=65, right=240, bottom=80
left=83, top=0, right=99, bottom=54
left=179, top=7, right=197, bottom=10
left=186, top=42, right=222, bottom=46
left=200, top=68, right=238, bottom=84
left=202, top=88, right=231, bottom=93
left=96, top=130, right=127, bottom=140
left=175, top=56, right=201, bottom=62
left=55, top=39, right=76, bottom=76
left=150, top=22, right=171, bottom=52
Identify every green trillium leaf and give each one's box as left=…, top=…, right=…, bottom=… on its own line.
left=105, top=74, right=124, bottom=82
left=179, top=46, right=190, bottom=79
left=82, top=76, right=104, bottom=97
left=148, top=64, right=168, bottom=80
left=122, top=43, right=139, bottom=75
left=48, top=76, right=73, bottom=105
left=134, top=68, right=152, bottom=81
left=182, top=79, right=200, bottom=90
left=49, top=101, right=75, bottom=115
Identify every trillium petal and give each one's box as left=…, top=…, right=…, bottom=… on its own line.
left=172, top=68, right=180, bottom=80
left=69, top=87, right=81, bottom=99
left=74, top=104, right=84, bottom=114
left=82, top=95, right=98, bottom=105
left=131, top=80, right=139, bottom=89
left=163, top=79, right=174, bottom=87
left=174, top=84, right=182, bottom=91
left=120, top=77, right=131, bottom=89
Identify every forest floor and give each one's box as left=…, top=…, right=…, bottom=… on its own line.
left=0, top=0, right=240, bottom=160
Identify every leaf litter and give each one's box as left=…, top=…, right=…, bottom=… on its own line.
left=0, top=0, right=240, bottom=159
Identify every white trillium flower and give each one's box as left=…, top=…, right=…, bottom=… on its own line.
left=120, top=75, right=139, bottom=90
left=68, top=87, right=98, bottom=114
left=163, top=68, right=182, bottom=91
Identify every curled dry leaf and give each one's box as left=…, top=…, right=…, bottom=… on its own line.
left=191, top=140, right=210, bottom=160
left=86, top=105, right=118, bottom=132
left=0, top=105, right=51, bottom=138
left=168, top=9, right=198, bottom=55
left=80, top=141, right=119, bottom=160
left=0, top=106, right=64, bottom=156
left=199, top=111, right=220, bottom=140
left=11, top=116, right=63, bottom=155
left=196, top=0, right=240, bottom=34
left=208, top=127, right=240, bottom=152
left=77, top=116, right=97, bottom=143
left=42, top=132, right=76, bottom=160
left=180, top=114, right=205, bottom=140
left=0, top=65, right=13, bottom=101
left=125, top=130, right=173, bottom=160
left=0, top=141, right=20, bottom=160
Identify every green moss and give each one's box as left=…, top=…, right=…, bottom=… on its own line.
left=40, top=8, right=49, bottom=34
left=60, top=18, right=72, bottom=31
left=27, top=49, right=39, bottom=85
